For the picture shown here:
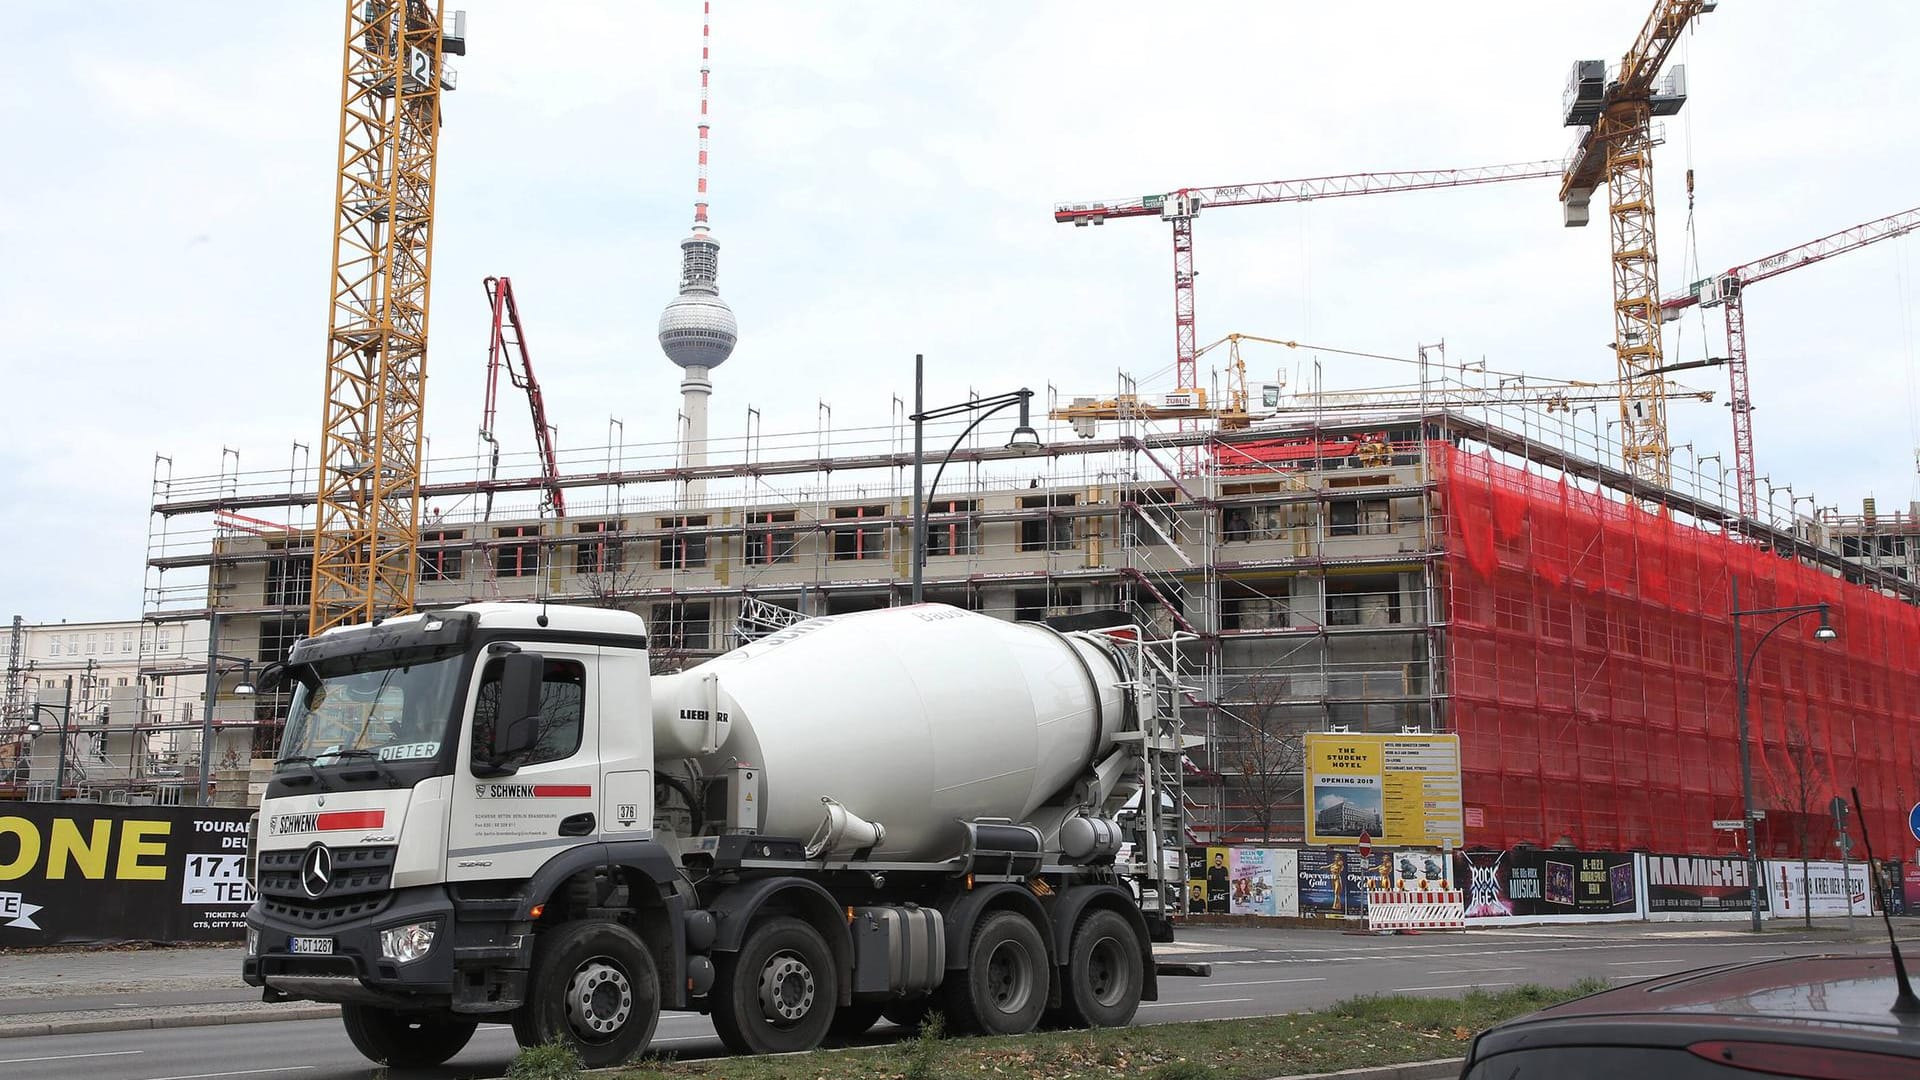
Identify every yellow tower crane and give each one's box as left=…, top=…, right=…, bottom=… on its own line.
left=308, top=1, right=465, bottom=636
left=1559, top=0, right=1714, bottom=489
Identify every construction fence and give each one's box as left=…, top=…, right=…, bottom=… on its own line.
left=1185, top=844, right=1905, bottom=926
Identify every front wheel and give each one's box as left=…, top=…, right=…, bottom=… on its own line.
left=711, top=916, right=839, bottom=1054
left=512, top=920, right=662, bottom=1068
left=340, top=1004, right=477, bottom=1067
left=943, top=910, right=1049, bottom=1036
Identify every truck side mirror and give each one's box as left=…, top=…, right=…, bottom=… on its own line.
left=255, top=661, right=288, bottom=692
left=489, top=652, right=545, bottom=763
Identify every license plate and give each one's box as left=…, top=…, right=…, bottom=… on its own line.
left=290, top=936, right=335, bottom=955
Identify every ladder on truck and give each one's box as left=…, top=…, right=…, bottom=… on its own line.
left=1097, top=625, right=1204, bottom=922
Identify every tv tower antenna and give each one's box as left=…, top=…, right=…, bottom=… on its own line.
left=658, top=0, right=737, bottom=508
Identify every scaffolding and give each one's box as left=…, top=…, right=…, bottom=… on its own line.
left=138, top=368, right=1919, bottom=845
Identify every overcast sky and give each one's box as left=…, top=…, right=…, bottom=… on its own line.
left=3, top=2, right=1916, bottom=622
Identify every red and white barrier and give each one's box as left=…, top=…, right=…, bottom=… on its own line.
left=1366, top=889, right=1467, bottom=931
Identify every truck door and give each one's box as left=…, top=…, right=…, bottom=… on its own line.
left=447, top=643, right=603, bottom=883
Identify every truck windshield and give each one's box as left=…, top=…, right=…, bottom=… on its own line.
left=278, top=654, right=465, bottom=769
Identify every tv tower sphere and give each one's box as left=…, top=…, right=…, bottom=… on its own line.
left=658, top=228, right=737, bottom=370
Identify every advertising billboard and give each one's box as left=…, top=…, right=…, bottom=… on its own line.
left=1645, top=854, right=1767, bottom=914
left=1457, top=848, right=1637, bottom=921
left=1304, top=732, right=1462, bottom=847
left=1764, top=859, right=1874, bottom=919
left=1229, top=847, right=1299, bottom=917
left=0, top=802, right=255, bottom=947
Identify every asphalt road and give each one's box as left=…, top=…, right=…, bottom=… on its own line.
left=2, top=924, right=1905, bottom=1080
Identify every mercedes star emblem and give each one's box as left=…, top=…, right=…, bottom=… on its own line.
left=301, top=844, right=334, bottom=898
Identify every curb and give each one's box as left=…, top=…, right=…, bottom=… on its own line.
left=1271, top=1057, right=1463, bottom=1080
left=0, top=1005, right=339, bottom=1040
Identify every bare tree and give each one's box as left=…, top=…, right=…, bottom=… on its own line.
left=575, top=556, right=699, bottom=675
left=1769, top=711, right=1827, bottom=930
left=1228, top=674, right=1306, bottom=843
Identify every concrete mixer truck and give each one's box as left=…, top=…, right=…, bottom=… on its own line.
left=241, top=601, right=1204, bottom=1068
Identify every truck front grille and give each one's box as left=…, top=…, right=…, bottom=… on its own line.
left=257, top=844, right=398, bottom=929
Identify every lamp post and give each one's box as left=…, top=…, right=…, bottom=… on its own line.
left=198, top=613, right=258, bottom=807
left=22, top=681, right=73, bottom=801
left=1731, top=578, right=1838, bottom=932
left=910, top=354, right=1042, bottom=604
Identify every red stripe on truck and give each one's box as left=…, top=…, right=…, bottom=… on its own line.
left=533, top=785, right=592, bottom=798
left=317, top=810, right=386, bottom=831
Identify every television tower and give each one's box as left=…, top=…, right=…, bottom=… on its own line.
left=657, top=1, right=736, bottom=506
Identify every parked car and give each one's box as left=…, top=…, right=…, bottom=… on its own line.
left=1462, top=954, right=1920, bottom=1078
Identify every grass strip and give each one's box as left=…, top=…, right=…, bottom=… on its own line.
left=607, top=980, right=1607, bottom=1080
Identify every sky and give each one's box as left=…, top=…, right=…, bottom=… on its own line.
left=2, top=2, right=1917, bottom=622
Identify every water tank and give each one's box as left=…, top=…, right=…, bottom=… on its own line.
left=651, top=606, right=1125, bottom=861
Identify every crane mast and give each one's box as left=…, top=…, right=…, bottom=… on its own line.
left=1056, top=161, right=1565, bottom=474
left=1661, top=206, right=1920, bottom=521
left=1560, top=0, right=1714, bottom=490
left=309, top=0, right=462, bottom=636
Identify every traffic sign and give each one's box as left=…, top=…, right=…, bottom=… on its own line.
left=1712, top=819, right=1744, bottom=831
left=1358, top=830, right=1372, bottom=858
left=1909, top=803, right=1920, bottom=843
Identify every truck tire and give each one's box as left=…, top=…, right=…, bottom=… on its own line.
left=711, top=916, right=839, bottom=1054
left=943, top=910, right=1049, bottom=1036
left=512, top=920, right=661, bottom=1068
left=826, top=1000, right=885, bottom=1041
left=1058, top=908, right=1143, bottom=1028
left=339, top=1004, right=477, bottom=1067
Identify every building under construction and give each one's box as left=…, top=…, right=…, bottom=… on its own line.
left=127, top=386, right=1920, bottom=857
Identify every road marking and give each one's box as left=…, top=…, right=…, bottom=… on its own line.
left=147, top=1060, right=312, bottom=1068
left=1608, top=959, right=1684, bottom=965
left=1395, top=982, right=1514, bottom=992
left=0, top=1051, right=144, bottom=1066
left=1140, top=997, right=1254, bottom=1008
left=1212, top=977, right=1328, bottom=987
left=1428, top=966, right=1527, bottom=974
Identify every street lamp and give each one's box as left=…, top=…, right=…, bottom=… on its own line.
left=198, top=615, right=257, bottom=807
left=909, top=354, right=1042, bottom=604
left=22, top=683, right=74, bottom=801
left=1731, top=579, right=1838, bottom=932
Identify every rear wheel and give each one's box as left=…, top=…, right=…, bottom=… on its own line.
left=340, top=1004, right=477, bottom=1067
left=1058, top=908, right=1143, bottom=1028
left=512, top=920, right=661, bottom=1068
left=943, top=910, right=1049, bottom=1036
left=711, top=916, right=839, bottom=1054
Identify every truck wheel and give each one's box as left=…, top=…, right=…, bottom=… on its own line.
left=943, top=910, right=1048, bottom=1036
left=513, top=920, right=661, bottom=1068
left=711, top=916, right=838, bottom=1054
left=1059, top=909, right=1143, bottom=1028
left=339, top=1004, right=477, bottom=1067
left=827, top=1000, right=885, bottom=1041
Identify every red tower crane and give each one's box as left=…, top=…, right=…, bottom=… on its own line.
left=481, top=275, right=566, bottom=519
left=1661, top=206, right=1920, bottom=521
left=1055, top=160, right=1565, bottom=472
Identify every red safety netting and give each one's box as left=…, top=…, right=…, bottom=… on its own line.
left=1438, top=442, right=1920, bottom=858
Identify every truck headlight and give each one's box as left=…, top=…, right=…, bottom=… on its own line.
left=247, top=928, right=259, bottom=957
left=379, top=921, right=438, bottom=964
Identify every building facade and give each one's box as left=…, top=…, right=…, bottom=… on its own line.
left=139, top=409, right=1920, bottom=856
left=2, top=616, right=209, bottom=798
